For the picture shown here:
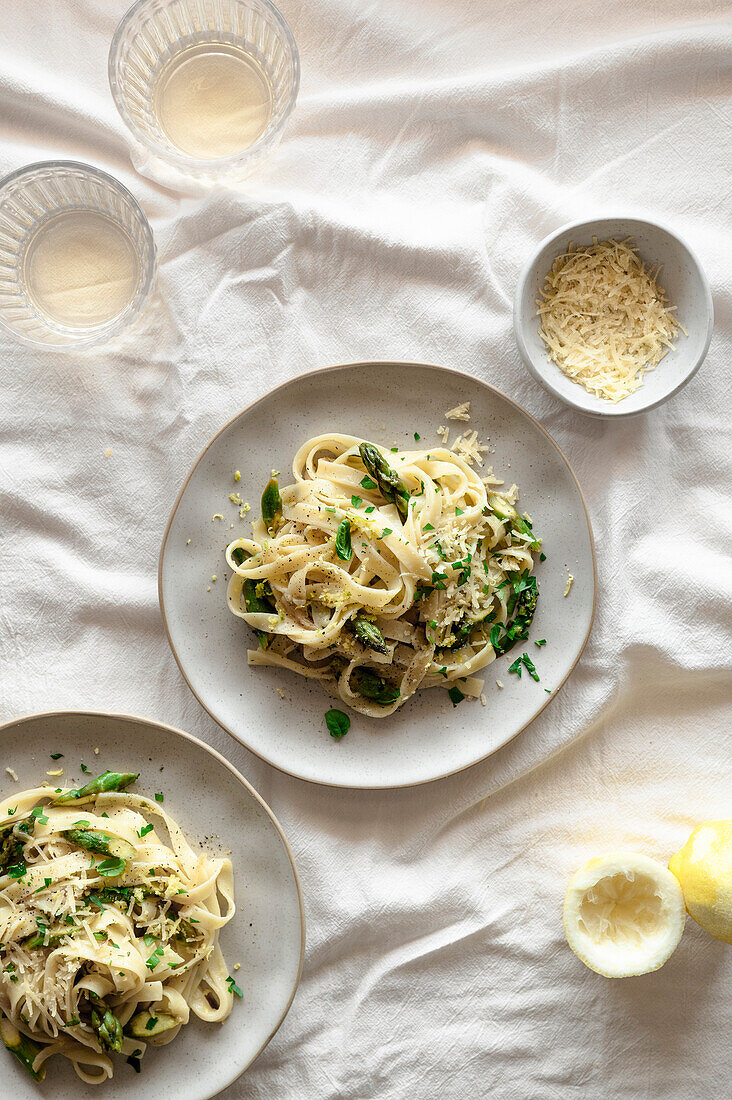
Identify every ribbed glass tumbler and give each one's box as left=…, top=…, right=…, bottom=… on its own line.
left=0, top=161, right=156, bottom=349
left=109, top=0, right=300, bottom=188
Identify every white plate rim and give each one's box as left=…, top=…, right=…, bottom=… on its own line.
left=158, top=360, right=598, bottom=789
left=0, top=708, right=306, bottom=1099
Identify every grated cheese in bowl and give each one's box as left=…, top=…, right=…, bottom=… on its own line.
left=537, top=237, right=685, bottom=402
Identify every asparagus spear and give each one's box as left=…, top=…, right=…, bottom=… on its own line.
left=63, top=829, right=136, bottom=861
left=352, top=617, right=389, bottom=655
left=126, top=1011, right=179, bottom=1039
left=351, top=667, right=400, bottom=705
left=53, top=771, right=139, bottom=805
left=261, top=477, right=282, bottom=534
left=0, top=1012, right=46, bottom=1081
left=90, top=1007, right=123, bottom=1053
left=358, top=444, right=410, bottom=524
left=22, top=932, right=69, bottom=949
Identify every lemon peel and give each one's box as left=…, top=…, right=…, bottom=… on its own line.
left=563, top=851, right=685, bottom=977
left=669, top=821, right=732, bottom=945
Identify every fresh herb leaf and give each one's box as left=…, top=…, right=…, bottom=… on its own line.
left=455, top=506, right=464, bottom=516
left=423, top=523, right=434, bottom=531
left=80, top=763, right=90, bottom=774
left=325, top=709, right=350, bottom=740
left=226, top=975, right=244, bottom=998
left=50, top=753, right=63, bottom=760
left=351, top=495, right=362, bottom=508
left=365, top=506, right=375, bottom=514
left=414, top=432, right=420, bottom=441
left=335, top=518, right=352, bottom=562
left=507, top=657, right=523, bottom=677
left=447, top=685, right=465, bottom=707
left=154, top=792, right=164, bottom=802
left=127, top=1049, right=142, bottom=1073
left=145, top=1017, right=159, bottom=1031
left=534, top=639, right=547, bottom=647
left=360, top=475, right=377, bottom=490
left=7, top=861, right=26, bottom=879
left=521, top=652, right=540, bottom=682
left=138, top=823, right=154, bottom=838
left=97, top=856, right=126, bottom=877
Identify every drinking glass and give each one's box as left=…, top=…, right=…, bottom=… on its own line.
left=109, top=0, right=300, bottom=188
left=0, top=161, right=156, bottom=349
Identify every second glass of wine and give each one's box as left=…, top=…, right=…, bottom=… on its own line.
left=109, top=0, right=300, bottom=188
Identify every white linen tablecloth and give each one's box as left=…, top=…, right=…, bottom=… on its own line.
left=1, top=1, right=731, bottom=1097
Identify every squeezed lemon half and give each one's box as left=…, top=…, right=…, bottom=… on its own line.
left=669, top=821, right=732, bottom=944
left=563, top=852, right=686, bottom=977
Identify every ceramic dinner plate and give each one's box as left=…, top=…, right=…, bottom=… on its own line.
left=160, top=362, right=596, bottom=788
left=0, top=711, right=305, bottom=1100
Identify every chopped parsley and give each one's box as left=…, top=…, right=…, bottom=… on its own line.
left=226, top=975, right=244, bottom=998
left=534, top=639, right=547, bottom=647
left=145, top=1017, right=158, bottom=1031
left=154, top=792, right=164, bottom=803
left=127, top=1049, right=142, bottom=1073
left=138, top=823, right=154, bottom=838
left=351, top=495, right=362, bottom=508
left=50, top=753, right=63, bottom=760
left=80, top=763, right=90, bottom=774
left=447, top=685, right=465, bottom=707
left=423, top=523, right=434, bottom=531
left=365, top=506, right=375, bottom=514
left=414, top=432, right=421, bottom=441
left=360, top=475, right=377, bottom=490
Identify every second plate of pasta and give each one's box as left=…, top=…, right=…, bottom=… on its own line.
left=160, top=362, right=595, bottom=787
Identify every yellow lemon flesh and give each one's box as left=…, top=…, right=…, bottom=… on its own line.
left=563, top=852, right=685, bottom=977
left=669, top=821, right=732, bottom=944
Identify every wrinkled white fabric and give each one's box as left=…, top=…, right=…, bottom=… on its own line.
left=0, top=1, right=731, bottom=1097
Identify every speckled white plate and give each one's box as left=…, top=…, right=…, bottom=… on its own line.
left=160, top=362, right=596, bottom=788
left=0, top=711, right=305, bottom=1100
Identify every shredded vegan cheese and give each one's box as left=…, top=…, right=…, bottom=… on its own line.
left=537, top=238, right=684, bottom=402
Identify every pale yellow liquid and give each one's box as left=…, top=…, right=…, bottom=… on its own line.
left=23, top=211, right=139, bottom=329
left=155, top=44, right=273, bottom=159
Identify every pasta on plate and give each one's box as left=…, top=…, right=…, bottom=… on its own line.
left=0, top=770, right=237, bottom=1085
left=226, top=433, right=542, bottom=717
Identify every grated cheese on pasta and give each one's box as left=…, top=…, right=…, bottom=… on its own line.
left=537, top=237, right=685, bottom=402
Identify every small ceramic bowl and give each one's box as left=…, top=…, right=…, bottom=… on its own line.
left=513, top=217, right=714, bottom=418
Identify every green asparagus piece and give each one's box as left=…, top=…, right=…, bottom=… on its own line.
left=53, top=771, right=139, bottom=805
left=351, top=667, right=400, bottom=705
left=126, top=1011, right=179, bottom=1039
left=0, top=834, right=23, bottom=873
left=490, top=574, right=539, bottom=656
left=261, top=477, right=282, bottom=533
left=352, top=617, right=389, bottom=655
left=358, top=443, right=409, bottom=524
left=63, top=829, right=136, bottom=862
left=22, top=932, right=69, bottom=949
left=0, top=1012, right=46, bottom=1081
left=90, top=1007, right=123, bottom=1054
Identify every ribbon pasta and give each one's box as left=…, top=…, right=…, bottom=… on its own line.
left=0, top=781, right=236, bottom=1083
left=227, top=434, right=541, bottom=717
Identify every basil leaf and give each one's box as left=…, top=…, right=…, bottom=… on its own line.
left=325, top=709, right=350, bottom=740
left=97, top=856, right=127, bottom=877
left=335, top=518, right=352, bottom=562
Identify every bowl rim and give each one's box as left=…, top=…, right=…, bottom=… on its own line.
left=0, top=158, right=157, bottom=350
left=0, top=707, right=306, bottom=1097
left=158, top=359, right=598, bottom=789
left=108, top=0, right=301, bottom=176
left=513, top=214, right=714, bottom=419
